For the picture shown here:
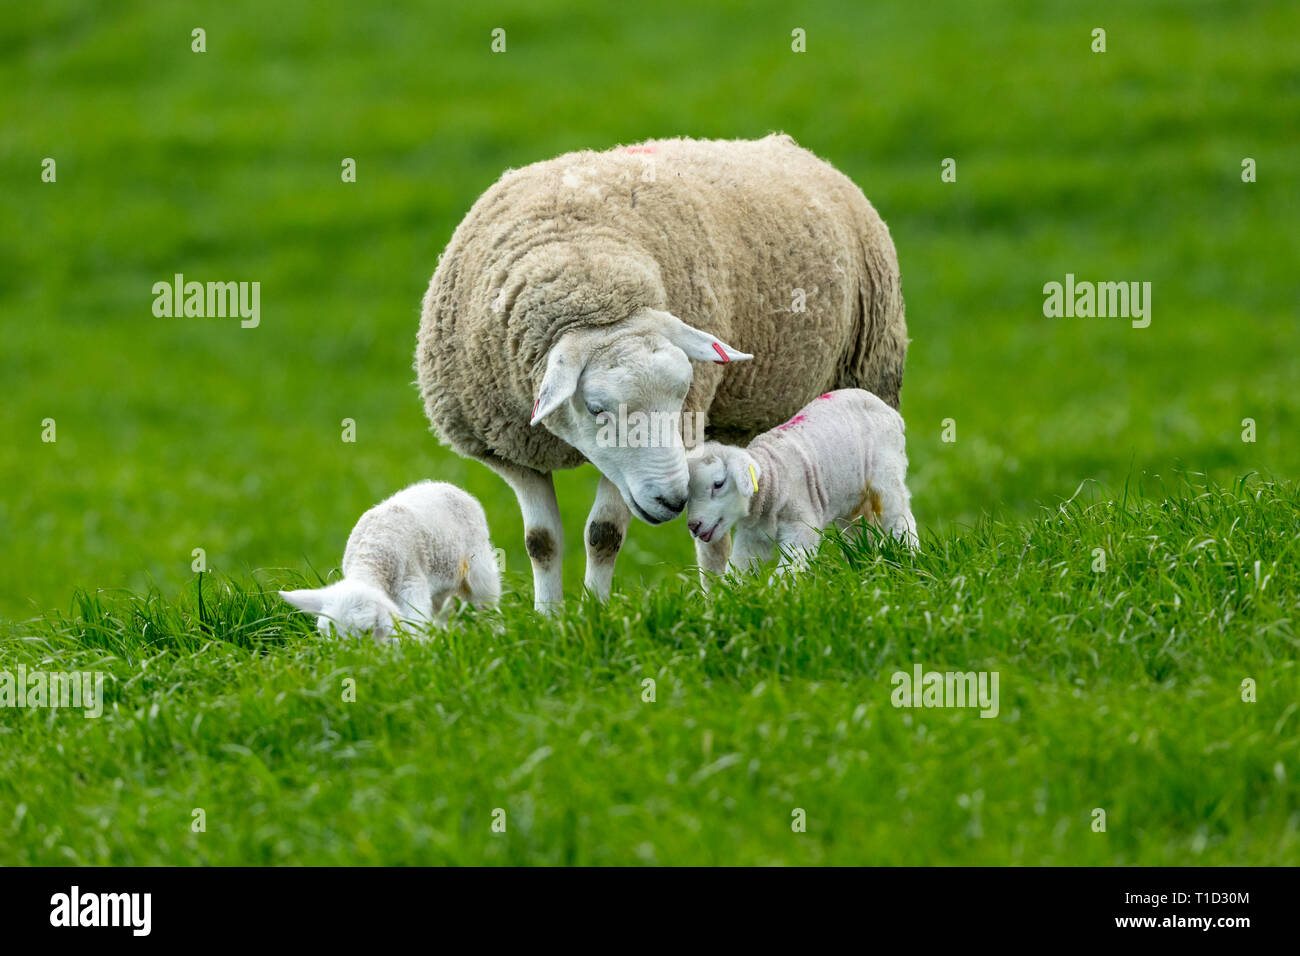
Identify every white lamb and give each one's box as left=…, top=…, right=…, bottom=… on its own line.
left=685, top=389, right=918, bottom=580
left=280, top=481, right=501, bottom=642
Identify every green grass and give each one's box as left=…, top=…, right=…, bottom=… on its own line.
left=2, top=0, right=1298, bottom=864
left=3, top=475, right=1297, bottom=864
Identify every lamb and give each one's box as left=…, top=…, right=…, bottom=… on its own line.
left=279, top=481, right=500, bottom=642
left=417, top=134, right=907, bottom=610
left=684, top=389, right=918, bottom=579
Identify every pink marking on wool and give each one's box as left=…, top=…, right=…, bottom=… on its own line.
left=624, top=146, right=656, bottom=154
left=818, top=392, right=833, bottom=400
left=712, top=342, right=730, bottom=364
left=777, top=414, right=808, bottom=431
left=532, top=398, right=540, bottom=419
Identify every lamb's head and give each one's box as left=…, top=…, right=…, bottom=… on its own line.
left=279, top=580, right=403, bottom=643
left=685, top=441, right=762, bottom=543
left=530, top=308, right=751, bottom=524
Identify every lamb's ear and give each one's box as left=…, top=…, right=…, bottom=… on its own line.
left=644, top=308, right=752, bottom=365
left=728, top=451, right=761, bottom=501
left=530, top=336, right=585, bottom=426
left=280, top=588, right=328, bottom=616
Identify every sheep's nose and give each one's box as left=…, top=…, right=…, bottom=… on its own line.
left=656, top=495, right=686, bottom=516
left=688, top=519, right=701, bottom=536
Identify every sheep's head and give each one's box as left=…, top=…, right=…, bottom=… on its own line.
left=530, top=308, right=751, bottom=524
left=684, top=442, right=762, bottom=543
left=280, top=581, right=403, bottom=643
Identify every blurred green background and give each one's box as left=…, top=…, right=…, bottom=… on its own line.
left=2, top=0, right=1296, bottom=620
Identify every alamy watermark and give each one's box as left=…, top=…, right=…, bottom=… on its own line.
left=152, top=273, right=260, bottom=328
left=1043, top=273, right=1151, bottom=328
left=50, top=886, right=150, bottom=935
left=891, top=664, right=999, bottom=718
left=1, top=665, right=106, bottom=718
left=594, top=405, right=707, bottom=448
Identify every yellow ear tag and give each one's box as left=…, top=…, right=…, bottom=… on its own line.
left=748, top=464, right=759, bottom=493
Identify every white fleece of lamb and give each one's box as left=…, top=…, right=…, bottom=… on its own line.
left=341, top=480, right=500, bottom=615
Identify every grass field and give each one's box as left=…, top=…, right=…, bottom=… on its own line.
left=3, top=476, right=1298, bottom=864
left=2, top=0, right=1298, bottom=864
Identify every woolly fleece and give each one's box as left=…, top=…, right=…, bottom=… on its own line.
left=416, top=134, right=907, bottom=474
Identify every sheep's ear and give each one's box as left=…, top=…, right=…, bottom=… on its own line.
left=728, top=452, right=761, bottom=500
left=531, top=338, right=585, bottom=426
left=645, top=309, right=753, bottom=365
left=280, top=588, right=328, bottom=615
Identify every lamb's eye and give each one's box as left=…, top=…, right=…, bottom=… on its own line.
left=586, top=402, right=605, bottom=417
left=713, top=475, right=726, bottom=490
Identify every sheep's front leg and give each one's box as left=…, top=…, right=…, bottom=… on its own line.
left=396, top=582, right=437, bottom=635
left=727, top=529, right=772, bottom=578
left=495, top=464, right=565, bottom=613
left=774, top=525, right=821, bottom=578
left=584, top=474, right=631, bottom=601
left=693, top=530, right=732, bottom=592
left=428, top=587, right=458, bottom=627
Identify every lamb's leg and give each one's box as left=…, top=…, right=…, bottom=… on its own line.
left=774, top=524, right=821, bottom=577
left=726, top=529, right=772, bottom=577
left=583, top=474, right=631, bottom=601
left=873, top=445, right=919, bottom=549
left=396, top=582, right=437, bottom=634
left=880, top=479, right=919, bottom=549
left=428, top=587, right=458, bottom=628
left=693, top=530, right=732, bottom=592
left=489, top=461, right=565, bottom=613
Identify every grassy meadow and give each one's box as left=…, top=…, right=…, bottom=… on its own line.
left=1, top=0, right=1298, bottom=864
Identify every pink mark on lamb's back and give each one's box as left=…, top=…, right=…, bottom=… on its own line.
left=624, top=146, right=656, bottom=154
left=777, top=413, right=807, bottom=432
left=818, top=392, right=833, bottom=400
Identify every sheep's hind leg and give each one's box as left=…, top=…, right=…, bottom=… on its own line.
left=583, top=474, right=631, bottom=602
left=490, top=461, right=565, bottom=613
left=871, top=453, right=919, bottom=549
left=880, top=480, right=919, bottom=549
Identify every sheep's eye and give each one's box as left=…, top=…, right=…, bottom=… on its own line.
left=713, top=475, right=726, bottom=490
left=586, top=402, right=605, bottom=417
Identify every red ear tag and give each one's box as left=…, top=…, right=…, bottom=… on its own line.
left=712, top=342, right=730, bottom=364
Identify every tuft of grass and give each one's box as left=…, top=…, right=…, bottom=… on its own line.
left=2, top=475, right=1296, bottom=865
